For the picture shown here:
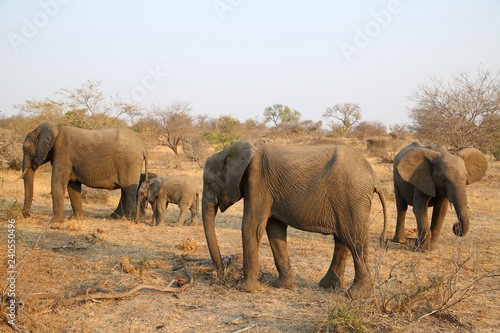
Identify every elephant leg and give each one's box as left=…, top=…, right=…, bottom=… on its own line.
left=346, top=239, right=372, bottom=299
left=51, top=166, right=70, bottom=223
left=430, top=197, right=449, bottom=250
left=319, top=234, right=348, bottom=290
left=149, top=199, right=157, bottom=225
left=413, top=194, right=431, bottom=251
left=155, top=201, right=166, bottom=226
left=393, top=188, right=408, bottom=243
left=189, top=202, right=198, bottom=226
left=175, top=207, right=188, bottom=227
left=266, top=218, right=296, bottom=289
left=111, top=189, right=126, bottom=219
left=122, top=184, right=139, bottom=219
left=67, top=181, right=84, bottom=220
left=240, top=199, right=270, bottom=293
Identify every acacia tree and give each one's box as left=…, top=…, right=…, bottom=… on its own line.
left=203, top=115, right=242, bottom=152
left=150, top=101, right=194, bottom=155
left=264, top=104, right=301, bottom=127
left=323, top=102, right=361, bottom=133
left=409, top=68, right=500, bottom=152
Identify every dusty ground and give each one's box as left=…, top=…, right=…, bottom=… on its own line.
left=0, top=147, right=499, bottom=332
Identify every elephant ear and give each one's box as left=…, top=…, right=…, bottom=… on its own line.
left=457, top=148, right=488, bottom=184
left=147, top=179, right=161, bottom=202
left=397, top=147, right=441, bottom=197
left=217, top=141, right=255, bottom=212
left=35, top=123, right=58, bottom=166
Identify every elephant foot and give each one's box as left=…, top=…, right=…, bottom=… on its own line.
left=273, top=274, right=296, bottom=289
left=319, top=274, right=342, bottom=290
left=392, top=234, right=407, bottom=243
left=415, top=238, right=431, bottom=252
left=347, top=280, right=372, bottom=299
left=430, top=241, right=441, bottom=251
left=238, top=278, right=261, bottom=293
left=69, top=213, right=84, bottom=221
left=110, top=212, right=123, bottom=219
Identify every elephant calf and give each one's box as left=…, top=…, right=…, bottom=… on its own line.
left=136, top=175, right=200, bottom=226
left=392, top=142, right=488, bottom=251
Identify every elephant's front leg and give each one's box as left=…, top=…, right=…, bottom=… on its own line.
left=393, top=189, right=408, bottom=243
left=320, top=234, right=348, bottom=290
left=240, top=201, right=270, bottom=293
left=430, top=197, right=448, bottom=250
left=154, top=201, right=167, bottom=226
left=67, top=181, right=84, bottom=220
left=51, top=166, right=70, bottom=223
left=266, top=218, right=296, bottom=289
left=413, top=194, right=432, bottom=251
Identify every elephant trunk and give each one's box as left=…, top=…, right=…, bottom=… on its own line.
left=202, top=201, right=222, bottom=271
left=451, top=189, right=470, bottom=237
left=135, top=196, right=145, bottom=223
left=22, top=168, right=35, bottom=218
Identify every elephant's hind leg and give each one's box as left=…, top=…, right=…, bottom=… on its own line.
left=346, top=241, right=372, bottom=299
left=320, top=234, right=348, bottom=290
left=266, top=218, right=296, bottom=289
left=67, top=181, right=84, bottom=220
left=175, top=207, right=188, bottom=227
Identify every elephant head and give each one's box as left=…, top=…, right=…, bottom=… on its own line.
left=135, top=178, right=160, bottom=221
left=21, top=122, right=59, bottom=217
left=202, top=141, right=256, bottom=271
left=397, top=147, right=488, bottom=237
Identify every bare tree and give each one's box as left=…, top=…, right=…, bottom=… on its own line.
left=57, top=80, right=131, bottom=129
left=150, top=101, right=194, bottom=155
left=409, top=68, right=500, bottom=152
left=323, top=102, right=361, bottom=133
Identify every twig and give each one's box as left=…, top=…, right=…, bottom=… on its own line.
left=173, top=254, right=241, bottom=271
left=232, top=323, right=257, bottom=333
left=5, top=317, right=29, bottom=333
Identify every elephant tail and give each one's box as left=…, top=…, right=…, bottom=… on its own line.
left=143, top=153, right=149, bottom=181
left=374, top=187, right=388, bottom=248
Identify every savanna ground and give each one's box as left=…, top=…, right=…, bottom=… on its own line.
left=1, top=140, right=499, bottom=333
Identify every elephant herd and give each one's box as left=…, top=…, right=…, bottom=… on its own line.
left=20, top=122, right=489, bottom=298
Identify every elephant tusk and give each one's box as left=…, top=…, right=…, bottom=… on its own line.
left=19, top=168, right=28, bottom=180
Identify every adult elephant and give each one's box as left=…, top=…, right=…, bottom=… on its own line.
left=21, top=122, right=148, bottom=222
left=202, top=141, right=387, bottom=299
left=392, top=142, right=488, bottom=251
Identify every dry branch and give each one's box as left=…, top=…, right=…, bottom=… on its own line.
left=19, top=269, right=193, bottom=306
left=173, top=254, right=241, bottom=271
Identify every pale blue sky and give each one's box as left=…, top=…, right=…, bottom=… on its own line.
left=1, top=0, right=499, bottom=126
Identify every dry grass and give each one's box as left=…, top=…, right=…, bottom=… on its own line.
left=0, top=145, right=499, bottom=333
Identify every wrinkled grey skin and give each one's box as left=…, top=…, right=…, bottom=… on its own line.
left=392, top=142, right=488, bottom=251
left=202, top=141, right=387, bottom=299
left=138, top=172, right=158, bottom=216
left=136, top=175, right=200, bottom=226
left=21, top=122, right=148, bottom=222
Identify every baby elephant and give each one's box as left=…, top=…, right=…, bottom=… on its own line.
left=136, top=175, right=200, bottom=226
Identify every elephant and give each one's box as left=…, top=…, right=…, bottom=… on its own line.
left=202, top=141, right=387, bottom=298
left=138, top=172, right=158, bottom=216
left=21, top=122, right=148, bottom=222
left=136, top=175, right=200, bottom=226
left=392, top=142, right=488, bottom=251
